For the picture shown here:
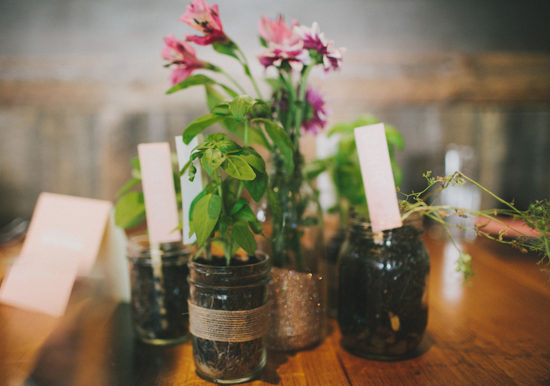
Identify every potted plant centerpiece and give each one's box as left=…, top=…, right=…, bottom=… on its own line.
left=162, top=0, right=344, bottom=351
left=305, top=114, right=404, bottom=317
left=114, top=156, right=193, bottom=346
left=337, top=169, right=550, bottom=360
left=178, top=133, right=271, bottom=384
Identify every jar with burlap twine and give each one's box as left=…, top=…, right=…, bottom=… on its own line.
left=188, top=252, right=271, bottom=384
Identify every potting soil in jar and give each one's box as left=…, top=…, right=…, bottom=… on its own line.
left=337, top=211, right=430, bottom=360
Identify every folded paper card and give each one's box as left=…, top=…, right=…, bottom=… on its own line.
left=138, top=142, right=181, bottom=244
left=354, top=123, right=403, bottom=233
left=175, top=135, right=203, bottom=244
left=0, top=193, right=130, bottom=317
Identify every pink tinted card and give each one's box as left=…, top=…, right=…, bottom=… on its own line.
left=19, top=193, right=113, bottom=275
left=138, top=143, right=181, bottom=244
left=0, top=254, right=79, bottom=317
left=354, top=123, right=403, bottom=233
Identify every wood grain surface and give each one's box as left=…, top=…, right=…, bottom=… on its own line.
left=1, top=234, right=549, bottom=386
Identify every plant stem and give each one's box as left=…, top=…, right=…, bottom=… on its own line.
left=236, top=46, right=262, bottom=99
left=294, top=65, right=313, bottom=137
left=218, top=68, right=247, bottom=95
left=459, top=172, right=523, bottom=216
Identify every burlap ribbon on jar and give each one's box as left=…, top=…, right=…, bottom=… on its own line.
left=188, top=301, right=269, bottom=342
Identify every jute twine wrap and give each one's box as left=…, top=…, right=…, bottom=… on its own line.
left=188, top=301, right=269, bottom=342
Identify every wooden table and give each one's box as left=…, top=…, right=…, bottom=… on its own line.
left=1, top=235, right=549, bottom=386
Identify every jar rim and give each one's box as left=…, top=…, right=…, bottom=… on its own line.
left=127, top=234, right=194, bottom=260
left=188, top=251, right=270, bottom=272
left=348, top=206, right=423, bottom=233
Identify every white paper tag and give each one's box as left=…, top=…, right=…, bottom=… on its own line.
left=0, top=193, right=130, bottom=317
left=175, top=136, right=203, bottom=244
left=138, top=142, right=181, bottom=244
left=354, top=123, right=402, bottom=233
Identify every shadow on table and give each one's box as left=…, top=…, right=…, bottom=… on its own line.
left=26, top=303, right=186, bottom=386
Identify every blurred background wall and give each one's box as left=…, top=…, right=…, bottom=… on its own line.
left=1, top=0, right=549, bottom=224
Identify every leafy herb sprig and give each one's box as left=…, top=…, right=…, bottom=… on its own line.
left=305, top=114, right=404, bottom=224
left=399, top=171, right=550, bottom=282
left=181, top=133, right=267, bottom=265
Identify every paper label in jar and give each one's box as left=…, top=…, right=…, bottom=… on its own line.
left=138, top=142, right=181, bottom=244
left=354, top=123, right=402, bottom=233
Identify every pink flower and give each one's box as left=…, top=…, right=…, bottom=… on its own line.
left=294, top=22, right=344, bottom=72
left=302, top=87, right=329, bottom=134
left=162, top=34, right=207, bottom=85
left=258, top=15, right=297, bottom=46
left=179, top=0, right=228, bottom=46
left=257, top=15, right=310, bottom=72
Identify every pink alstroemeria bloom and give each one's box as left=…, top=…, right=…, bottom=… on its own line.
left=294, top=22, right=345, bottom=72
left=257, top=15, right=310, bottom=72
left=179, top=0, right=228, bottom=46
left=162, top=34, right=207, bottom=85
left=302, top=87, right=329, bottom=134
left=258, top=15, right=298, bottom=46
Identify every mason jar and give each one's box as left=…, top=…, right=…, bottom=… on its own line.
left=337, top=209, right=430, bottom=360
left=188, top=252, right=271, bottom=384
left=127, top=235, right=192, bottom=345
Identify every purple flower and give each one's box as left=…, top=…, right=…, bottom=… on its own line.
left=294, top=22, right=344, bottom=72
left=179, top=0, right=229, bottom=46
left=162, top=34, right=207, bottom=85
left=302, top=87, right=329, bottom=134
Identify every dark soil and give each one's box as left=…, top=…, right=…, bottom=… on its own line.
left=129, top=257, right=190, bottom=342
left=337, top=224, right=430, bottom=359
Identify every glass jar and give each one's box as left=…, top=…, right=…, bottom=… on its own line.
left=127, top=235, right=192, bottom=345
left=188, top=253, right=271, bottom=384
left=337, top=209, right=430, bottom=360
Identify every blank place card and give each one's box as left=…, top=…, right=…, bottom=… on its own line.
left=354, top=123, right=402, bottom=233
left=138, top=142, right=181, bottom=244
left=0, top=193, right=129, bottom=317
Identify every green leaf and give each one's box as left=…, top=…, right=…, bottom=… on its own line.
left=193, top=194, right=220, bottom=247
left=212, top=41, right=239, bottom=60
left=188, top=185, right=209, bottom=222
left=207, top=194, right=222, bottom=220
left=211, top=103, right=230, bottom=116
left=243, top=170, right=268, bottom=202
left=166, top=74, right=217, bottom=94
left=219, top=215, right=232, bottom=236
left=222, top=155, right=256, bottom=181
left=385, top=125, right=405, bottom=151
left=223, top=117, right=271, bottom=149
left=114, top=192, right=146, bottom=229
left=259, top=36, right=268, bottom=48
left=231, top=224, right=257, bottom=256
left=230, top=199, right=248, bottom=215
left=240, top=147, right=266, bottom=172
left=253, top=118, right=294, bottom=174
left=183, top=113, right=225, bottom=144
left=328, top=122, right=353, bottom=137
left=205, top=84, right=226, bottom=111
left=233, top=204, right=263, bottom=235
left=202, top=148, right=226, bottom=175
left=352, top=114, right=381, bottom=128
left=229, top=95, right=256, bottom=122
left=116, top=178, right=140, bottom=198
left=304, top=159, right=330, bottom=181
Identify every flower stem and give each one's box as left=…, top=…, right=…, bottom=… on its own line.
left=293, top=65, right=314, bottom=144
left=218, top=68, right=246, bottom=95
left=236, top=46, right=262, bottom=99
